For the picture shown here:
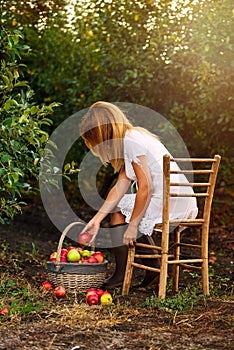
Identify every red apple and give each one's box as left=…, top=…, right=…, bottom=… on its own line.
left=92, top=251, right=104, bottom=263
left=67, top=246, right=76, bottom=252
left=87, top=293, right=99, bottom=305
left=86, top=291, right=98, bottom=300
left=54, top=286, right=66, bottom=298
left=80, top=257, right=87, bottom=263
left=78, top=232, right=92, bottom=246
left=0, top=306, right=9, bottom=315
left=86, top=256, right=98, bottom=264
left=49, top=252, right=57, bottom=262
left=42, top=281, right=53, bottom=291
left=86, top=288, right=97, bottom=298
left=60, top=248, right=68, bottom=257
left=60, top=256, right=67, bottom=262
left=86, top=287, right=96, bottom=293
left=95, top=289, right=105, bottom=297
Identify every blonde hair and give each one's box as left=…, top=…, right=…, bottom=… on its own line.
left=79, top=101, right=159, bottom=172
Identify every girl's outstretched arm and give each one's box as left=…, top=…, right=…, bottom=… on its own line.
left=81, top=167, right=131, bottom=244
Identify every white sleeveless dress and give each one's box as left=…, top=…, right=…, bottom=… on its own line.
left=117, top=129, right=198, bottom=235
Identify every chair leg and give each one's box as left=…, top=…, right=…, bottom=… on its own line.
left=158, top=251, right=168, bottom=299
left=122, top=246, right=135, bottom=296
left=202, top=259, right=209, bottom=295
left=172, top=227, right=180, bottom=293
left=202, top=226, right=209, bottom=295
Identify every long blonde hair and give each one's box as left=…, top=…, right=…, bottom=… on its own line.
left=79, top=101, right=159, bottom=172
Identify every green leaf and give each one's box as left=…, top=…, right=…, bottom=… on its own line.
left=30, top=106, right=38, bottom=115
left=11, top=173, right=19, bottom=183
left=3, top=99, right=18, bottom=111
left=1, top=153, right=12, bottom=163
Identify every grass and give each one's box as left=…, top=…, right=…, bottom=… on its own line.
left=0, top=239, right=233, bottom=327
left=141, top=265, right=232, bottom=313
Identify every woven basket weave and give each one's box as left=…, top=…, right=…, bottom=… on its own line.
left=46, top=222, right=108, bottom=294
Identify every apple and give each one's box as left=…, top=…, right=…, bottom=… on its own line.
left=42, top=281, right=53, bottom=291
left=209, top=256, right=217, bottom=264
left=60, top=248, right=68, bottom=257
left=86, top=289, right=98, bottom=299
left=92, top=251, right=104, bottom=263
left=95, top=289, right=105, bottom=297
left=67, top=246, right=76, bottom=252
left=54, top=286, right=66, bottom=298
left=86, top=256, right=98, bottom=264
left=76, top=247, right=83, bottom=252
left=60, top=256, right=67, bottom=262
left=80, top=257, right=87, bottom=263
left=78, top=232, right=92, bottom=246
left=80, top=250, right=92, bottom=258
left=0, top=306, right=9, bottom=315
left=87, top=293, right=99, bottom=305
left=66, top=249, right=80, bottom=262
left=86, top=288, right=96, bottom=294
left=49, top=252, right=57, bottom=262
left=100, top=292, right=113, bottom=305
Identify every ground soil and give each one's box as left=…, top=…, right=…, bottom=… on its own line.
left=0, top=195, right=233, bottom=350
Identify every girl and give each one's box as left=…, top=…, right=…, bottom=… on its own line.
left=79, top=101, right=198, bottom=289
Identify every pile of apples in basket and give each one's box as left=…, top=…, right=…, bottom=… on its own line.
left=50, top=231, right=105, bottom=264
left=41, top=231, right=113, bottom=305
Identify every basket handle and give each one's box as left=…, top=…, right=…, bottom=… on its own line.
left=55, top=221, right=85, bottom=269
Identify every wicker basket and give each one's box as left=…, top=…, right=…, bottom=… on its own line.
left=46, top=222, right=108, bottom=294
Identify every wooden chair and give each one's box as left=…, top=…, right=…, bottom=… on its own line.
left=122, top=154, right=221, bottom=299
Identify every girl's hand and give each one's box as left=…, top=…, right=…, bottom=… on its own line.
left=80, top=219, right=100, bottom=246
left=123, top=224, right=138, bottom=247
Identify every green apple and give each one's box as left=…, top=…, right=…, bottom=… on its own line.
left=66, top=249, right=80, bottom=262
left=80, top=250, right=92, bottom=258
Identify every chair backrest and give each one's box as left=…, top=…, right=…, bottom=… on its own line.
left=162, top=155, right=221, bottom=226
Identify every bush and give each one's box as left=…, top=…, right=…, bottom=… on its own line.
left=0, top=26, right=59, bottom=223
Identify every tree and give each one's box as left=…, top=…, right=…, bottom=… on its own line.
left=1, top=0, right=233, bottom=188
left=0, top=25, right=58, bottom=223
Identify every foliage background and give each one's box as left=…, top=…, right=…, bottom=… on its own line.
left=1, top=0, right=233, bottom=222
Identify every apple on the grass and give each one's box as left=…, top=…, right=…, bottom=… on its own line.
left=86, top=288, right=111, bottom=305
left=92, top=251, right=104, bottom=263
left=87, top=293, right=99, bottom=305
left=54, top=286, right=66, bottom=298
left=86, top=288, right=98, bottom=299
left=78, top=232, right=92, bottom=246
left=42, top=281, right=53, bottom=291
left=0, top=306, right=9, bottom=315
left=95, top=289, right=105, bottom=297
left=86, top=287, right=96, bottom=294
left=100, top=292, right=113, bottom=305
left=66, top=249, right=80, bottom=262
